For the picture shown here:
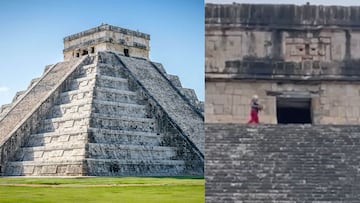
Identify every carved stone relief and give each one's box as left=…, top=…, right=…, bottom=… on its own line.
left=285, top=37, right=331, bottom=62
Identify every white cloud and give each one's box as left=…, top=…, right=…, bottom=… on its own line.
left=0, top=86, right=10, bottom=93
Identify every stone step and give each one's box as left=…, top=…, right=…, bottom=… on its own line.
left=12, top=90, right=26, bottom=102
left=25, top=128, right=163, bottom=147
left=90, top=113, right=157, bottom=132
left=0, top=103, right=12, bottom=119
left=58, top=87, right=93, bottom=104
left=87, top=143, right=177, bottom=160
left=14, top=144, right=86, bottom=162
left=0, top=57, right=87, bottom=147
left=206, top=124, right=360, bottom=201
left=92, top=100, right=147, bottom=118
left=5, top=158, right=186, bottom=176
left=94, top=87, right=139, bottom=104
left=42, top=64, right=54, bottom=75
left=28, top=77, right=41, bottom=89
left=73, top=63, right=97, bottom=78
left=39, top=115, right=90, bottom=133
left=39, top=113, right=156, bottom=134
left=97, top=63, right=126, bottom=78
left=24, top=130, right=88, bottom=147
left=66, top=74, right=96, bottom=91
left=117, top=54, right=205, bottom=154
left=96, top=74, right=129, bottom=90
left=85, top=158, right=186, bottom=176
left=88, top=127, right=162, bottom=145
left=5, top=160, right=84, bottom=176
left=49, top=100, right=92, bottom=118
left=0, top=103, right=12, bottom=114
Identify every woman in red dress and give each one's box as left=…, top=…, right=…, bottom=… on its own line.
left=247, top=95, right=262, bottom=124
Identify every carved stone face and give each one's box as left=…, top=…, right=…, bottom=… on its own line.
left=285, top=37, right=331, bottom=62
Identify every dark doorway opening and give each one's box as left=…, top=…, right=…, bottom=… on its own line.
left=82, top=50, right=88, bottom=56
left=124, top=48, right=129, bottom=57
left=277, top=97, right=312, bottom=124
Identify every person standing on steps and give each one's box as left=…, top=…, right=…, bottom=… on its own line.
left=247, top=95, right=263, bottom=124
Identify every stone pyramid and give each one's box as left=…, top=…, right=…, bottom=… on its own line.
left=0, top=24, right=204, bottom=176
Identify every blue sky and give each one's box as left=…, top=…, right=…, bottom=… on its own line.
left=206, top=0, right=360, bottom=5
left=0, top=0, right=204, bottom=106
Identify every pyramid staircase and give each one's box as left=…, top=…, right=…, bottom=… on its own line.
left=0, top=52, right=203, bottom=176
left=206, top=124, right=360, bottom=202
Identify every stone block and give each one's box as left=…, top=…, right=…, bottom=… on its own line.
left=205, top=83, right=216, bottom=93
left=56, top=165, right=67, bottom=174
left=62, top=150, right=73, bottom=157
left=72, top=149, right=85, bottom=156
left=66, top=164, right=83, bottom=174
left=232, top=95, right=242, bottom=106
left=41, top=165, right=57, bottom=174
left=33, top=151, right=44, bottom=158
left=63, top=120, right=75, bottom=128
left=214, top=82, right=226, bottom=92
left=205, top=103, right=214, bottom=115
left=166, top=74, right=182, bottom=88
left=346, top=108, right=355, bottom=118
left=213, top=104, right=224, bottom=115
left=23, top=166, right=35, bottom=174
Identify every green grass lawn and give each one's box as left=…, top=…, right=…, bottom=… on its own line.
left=0, top=176, right=204, bottom=203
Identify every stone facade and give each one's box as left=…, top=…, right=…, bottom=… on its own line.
left=206, top=3, right=360, bottom=124
left=206, top=81, right=360, bottom=124
left=206, top=124, right=360, bottom=202
left=63, top=24, right=150, bottom=61
left=0, top=25, right=203, bottom=176
left=205, top=3, right=360, bottom=202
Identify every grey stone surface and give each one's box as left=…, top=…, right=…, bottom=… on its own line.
left=180, top=88, right=198, bottom=102
left=117, top=54, right=204, bottom=154
left=0, top=57, right=90, bottom=175
left=205, top=3, right=360, bottom=124
left=28, top=77, right=41, bottom=89
left=0, top=104, right=11, bottom=120
left=63, top=24, right=150, bottom=61
left=221, top=59, right=360, bottom=81
left=0, top=51, right=203, bottom=176
left=12, top=91, right=26, bottom=103
left=166, top=74, right=182, bottom=88
left=153, top=62, right=204, bottom=113
left=206, top=124, right=360, bottom=202
left=206, top=3, right=360, bottom=27
left=64, top=24, right=150, bottom=42
left=0, top=58, right=85, bottom=144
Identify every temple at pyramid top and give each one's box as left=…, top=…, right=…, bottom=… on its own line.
left=63, top=24, right=150, bottom=60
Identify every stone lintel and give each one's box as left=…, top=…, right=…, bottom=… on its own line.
left=64, top=24, right=150, bottom=42
left=206, top=3, right=360, bottom=28
left=205, top=59, right=360, bottom=81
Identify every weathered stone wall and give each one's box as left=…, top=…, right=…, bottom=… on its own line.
left=116, top=54, right=205, bottom=154
left=206, top=123, right=360, bottom=202
left=206, top=3, right=360, bottom=124
left=1, top=21, right=203, bottom=176
left=206, top=80, right=360, bottom=124
left=86, top=52, right=204, bottom=176
left=206, top=4, right=360, bottom=73
left=2, top=51, right=203, bottom=176
left=0, top=56, right=90, bottom=175
left=206, top=4, right=360, bottom=27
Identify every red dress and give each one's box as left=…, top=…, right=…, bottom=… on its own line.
left=248, top=101, right=260, bottom=124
